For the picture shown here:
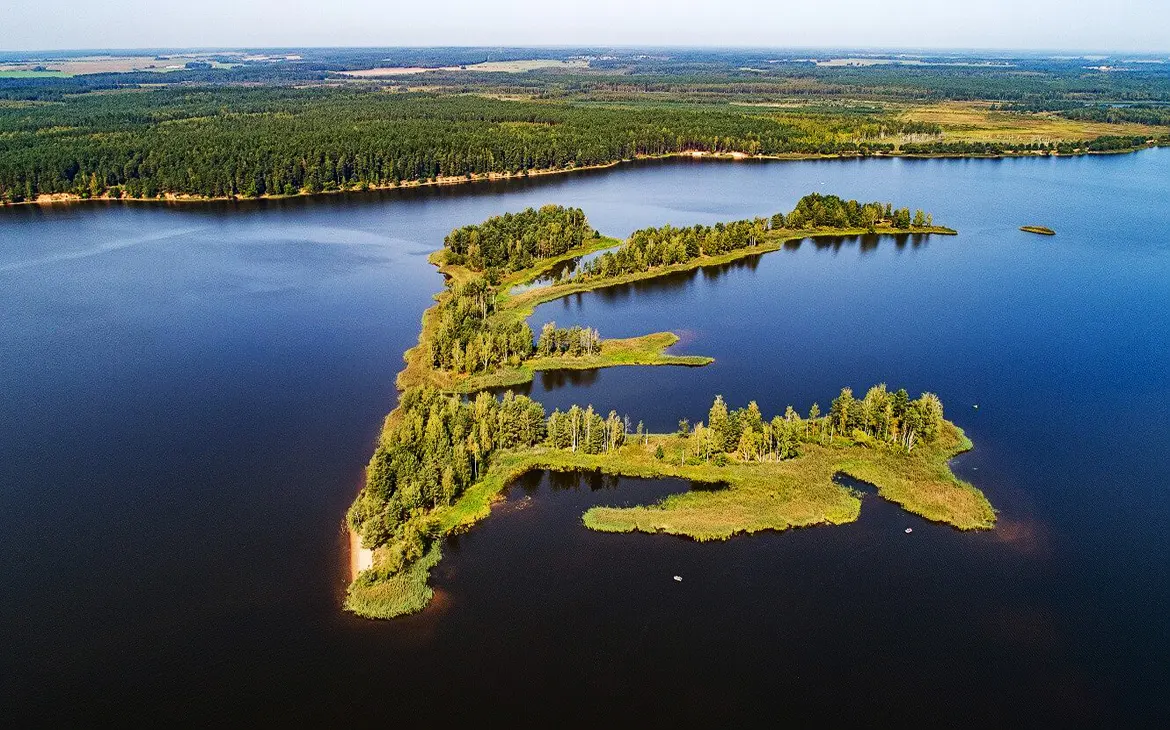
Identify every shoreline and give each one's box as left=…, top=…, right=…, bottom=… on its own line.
left=4, top=144, right=1164, bottom=209
left=395, top=225, right=951, bottom=395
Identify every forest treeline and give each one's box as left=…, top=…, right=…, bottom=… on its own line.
left=347, top=383, right=948, bottom=569
left=900, top=135, right=1161, bottom=156
left=0, top=89, right=941, bottom=203
left=579, top=194, right=936, bottom=279
left=683, top=384, right=945, bottom=465
left=1000, top=101, right=1170, bottom=127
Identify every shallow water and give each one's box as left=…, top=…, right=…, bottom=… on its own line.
left=1, top=153, right=1168, bottom=725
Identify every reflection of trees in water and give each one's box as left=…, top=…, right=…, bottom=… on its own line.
left=567, top=231, right=939, bottom=305
left=538, top=368, right=600, bottom=390
left=805, top=232, right=931, bottom=253
left=547, top=469, right=621, bottom=492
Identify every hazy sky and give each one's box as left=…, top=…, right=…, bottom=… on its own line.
left=1, top=0, right=1167, bottom=53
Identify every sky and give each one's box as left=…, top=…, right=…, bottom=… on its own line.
left=1, top=0, right=1167, bottom=53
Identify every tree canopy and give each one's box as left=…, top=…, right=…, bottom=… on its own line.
left=443, top=205, right=594, bottom=273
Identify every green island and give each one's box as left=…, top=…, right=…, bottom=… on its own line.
left=1020, top=225, right=1056, bottom=235
left=346, top=193, right=994, bottom=619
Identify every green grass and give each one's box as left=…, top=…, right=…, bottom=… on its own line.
left=1020, top=225, right=1056, bottom=235
left=578, top=422, right=991, bottom=538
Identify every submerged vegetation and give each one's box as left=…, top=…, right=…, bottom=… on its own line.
left=346, top=194, right=994, bottom=619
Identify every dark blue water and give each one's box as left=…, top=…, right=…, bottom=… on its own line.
left=1, top=153, right=1167, bottom=725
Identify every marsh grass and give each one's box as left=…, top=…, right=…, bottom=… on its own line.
left=345, top=543, right=442, bottom=619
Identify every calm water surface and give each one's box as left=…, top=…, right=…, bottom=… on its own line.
left=1, top=153, right=1168, bottom=725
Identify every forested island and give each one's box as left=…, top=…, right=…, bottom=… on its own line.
left=346, top=194, right=994, bottom=619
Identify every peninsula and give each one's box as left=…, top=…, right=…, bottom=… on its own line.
left=346, top=194, right=994, bottom=619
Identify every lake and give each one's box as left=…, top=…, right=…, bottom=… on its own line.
left=1, top=153, right=1167, bottom=725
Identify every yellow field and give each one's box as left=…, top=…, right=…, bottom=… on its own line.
left=901, top=101, right=1165, bottom=143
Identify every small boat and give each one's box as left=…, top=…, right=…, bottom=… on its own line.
left=1020, top=225, right=1056, bottom=235
left=904, top=528, right=913, bottom=534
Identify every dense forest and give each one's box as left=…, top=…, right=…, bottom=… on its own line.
left=347, top=388, right=547, bottom=569
left=429, top=278, right=534, bottom=374
left=429, top=206, right=606, bottom=374
left=443, top=205, right=594, bottom=272
left=579, top=194, right=936, bottom=279
left=2, top=57, right=1167, bottom=205
left=0, top=89, right=942, bottom=203
left=347, top=383, right=947, bottom=563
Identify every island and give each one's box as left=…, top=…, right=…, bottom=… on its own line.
left=345, top=194, right=994, bottom=619
left=1020, top=225, right=1056, bottom=235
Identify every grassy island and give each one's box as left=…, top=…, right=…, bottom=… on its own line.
left=1020, top=225, right=1056, bottom=235
left=346, top=194, right=994, bottom=619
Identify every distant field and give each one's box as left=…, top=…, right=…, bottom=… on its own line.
left=0, top=70, right=71, bottom=78
left=342, top=59, right=588, bottom=77
left=0, top=55, right=237, bottom=76
left=901, top=101, right=1167, bottom=143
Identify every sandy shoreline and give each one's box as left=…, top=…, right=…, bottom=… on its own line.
left=349, top=529, right=373, bottom=582
left=6, top=144, right=1160, bottom=209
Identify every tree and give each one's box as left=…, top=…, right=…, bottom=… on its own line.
left=708, top=395, right=731, bottom=452
left=738, top=427, right=761, bottom=461
left=830, top=387, right=855, bottom=436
